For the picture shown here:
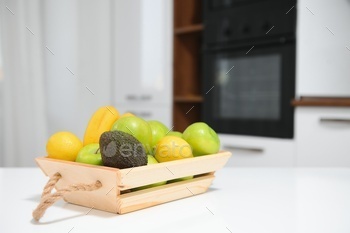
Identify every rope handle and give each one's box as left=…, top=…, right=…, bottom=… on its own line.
left=32, top=172, right=102, bottom=221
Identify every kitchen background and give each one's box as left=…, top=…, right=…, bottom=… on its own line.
left=0, top=0, right=350, bottom=167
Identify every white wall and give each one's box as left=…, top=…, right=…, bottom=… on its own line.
left=44, top=0, right=113, bottom=140
left=45, top=0, right=172, bottom=139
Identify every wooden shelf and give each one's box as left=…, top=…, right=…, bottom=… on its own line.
left=174, top=95, right=203, bottom=103
left=173, top=0, right=203, bottom=131
left=174, top=0, right=202, bottom=28
left=173, top=35, right=201, bottom=96
left=292, top=97, right=350, bottom=107
left=174, top=24, right=203, bottom=35
left=173, top=103, right=202, bottom=132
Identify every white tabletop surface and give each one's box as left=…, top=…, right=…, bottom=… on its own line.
left=1, top=167, right=350, bottom=233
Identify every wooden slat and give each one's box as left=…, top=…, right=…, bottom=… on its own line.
left=292, top=97, right=350, bottom=107
left=174, top=95, right=203, bottom=103
left=117, top=174, right=215, bottom=214
left=118, top=151, right=231, bottom=190
left=35, top=157, right=120, bottom=213
left=174, top=24, right=203, bottom=35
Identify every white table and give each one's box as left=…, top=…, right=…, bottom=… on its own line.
left=1, top=168, right=350, bottom=233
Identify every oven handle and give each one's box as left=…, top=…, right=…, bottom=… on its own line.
left=223, top=145, right=264, bottom=153
left=320, top=118, right=350, bottom=123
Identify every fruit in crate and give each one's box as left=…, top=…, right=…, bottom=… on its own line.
left=183, top=122, right=220, bottom=156
left=154, top=136, right=193, bottom=163
left=43, top=104, right=221, bottom=165
left=99, top=130, right=147, bottom=169
left=148, top=120, right=169, bottom=153
left=111, top=116, right=153, bottom=154
left=46, top=131, right=83, bottom=161
left=35, top=103, right=231, bottom=220
left=83, top=106, right=120, bottom=146
left=166, top=131, right=182, bottom=138
left=75, top=143, right=102, bottom=165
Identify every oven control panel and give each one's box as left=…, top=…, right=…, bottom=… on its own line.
left=204, top=0, right=296, bottom=45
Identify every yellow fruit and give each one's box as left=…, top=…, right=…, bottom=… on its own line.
left=120, top=112, right=135, bottom=118
left=155, top=136, right=193, bottom=163
left=46, top=132, right=83, bottom=161
left=83, top=106, right=120, bottom=145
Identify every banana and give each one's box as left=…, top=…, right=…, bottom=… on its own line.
left=83, top=106, right=120, bottom=145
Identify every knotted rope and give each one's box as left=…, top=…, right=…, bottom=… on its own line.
left=32, top=172, right=102, bottom=221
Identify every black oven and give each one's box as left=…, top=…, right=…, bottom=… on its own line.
left=202, top=0, right=296, bottom=138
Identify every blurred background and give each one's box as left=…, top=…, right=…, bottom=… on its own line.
left=0, top=0, right=172, bottom=166
left=1, top=0, right=350, bottom=167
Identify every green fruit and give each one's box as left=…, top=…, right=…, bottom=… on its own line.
left=132, top=155, right=167, bottom=191
left=75, top=143, right=102, bottom=165
left=166, top=131, right=182, bottom=138
left=99, top=130, right=147, bottom=169
left=148, top=120, right=169, bottom=154
left=111, top=116, right=153, bottom=154
left=167, top=175, right=193, bottom=183
left=147, top=154, right=160, bottom=164
left=183, top=122, right=220, bottom=156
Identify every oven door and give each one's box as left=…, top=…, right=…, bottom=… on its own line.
left=202, top=42, right=295, bottom=138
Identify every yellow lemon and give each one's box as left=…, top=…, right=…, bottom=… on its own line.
left=155, top=136, right=193, bottom=162
left=46, top=132, right=83, bottom=161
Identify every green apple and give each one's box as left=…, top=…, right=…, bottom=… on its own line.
left=182, top=122, right=220, bottom=156
left=111, top=116, right=153, bottom=154
left=132, top=155, right=167, bottom=191
left=147, top=154, right=160, bottom=164
left=167, top=175, right=193, bottom=183
left=166, top=131, right=182, bottom=138
left=75, top=143, right=102, bottom=165
left=148, top=120, right=169, bottom=154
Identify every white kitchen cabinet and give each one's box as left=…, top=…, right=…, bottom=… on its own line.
left=116, top=104, right=172, bottom=129
left=113, top=0, right=172, bottom=105
left=0, top=82, right=3, bottom=163
left=296, top=107, right=350, bottom=167
left=296, top=0, right=350, bottom=97
left=219, top=134, right=295, bottom=167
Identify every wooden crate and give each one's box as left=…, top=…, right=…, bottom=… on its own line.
left=36, top=151, right=231, bottom=214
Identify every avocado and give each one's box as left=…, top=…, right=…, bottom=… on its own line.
left=99, top=130, right=147, bottom=169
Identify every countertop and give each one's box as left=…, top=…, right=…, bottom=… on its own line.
left=1, top=167, right=350, bottom=233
